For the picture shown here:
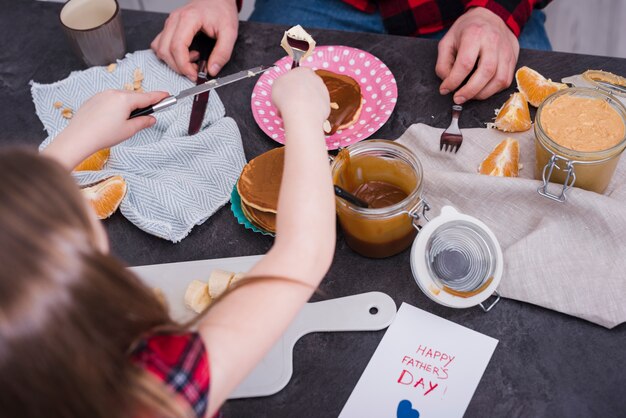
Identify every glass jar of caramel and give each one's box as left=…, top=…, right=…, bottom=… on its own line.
left=330, top=140, right=429, bottom=258
left=535, top=87, right=626, bottom=201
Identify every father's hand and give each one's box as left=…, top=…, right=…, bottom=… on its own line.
left=435, top=7, right=520, bottom=104
left=151, top=0, right=239, bottom=80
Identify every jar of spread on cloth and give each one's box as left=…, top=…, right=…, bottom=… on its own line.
left=535, top=87, right=626, bottom=201
left=330, top=140, right=430, bottom=258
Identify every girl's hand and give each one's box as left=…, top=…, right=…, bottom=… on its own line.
left=43, top=90, right=169, bottom=169
left=271, top=67, right=330, bottom=125
left=66, top=89, right=169, bottom=149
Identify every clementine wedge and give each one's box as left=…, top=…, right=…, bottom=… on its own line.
left=494, top=92, right=532, bottom=132
left=478, top=138, right=520, bottom=177
left=74, top=148, right=110, bottom=171
left=516, top=66, right=567, bottom=107
left=81, top=175, right=127, bottom=219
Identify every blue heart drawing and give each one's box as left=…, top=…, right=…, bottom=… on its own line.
left=397, top=399, right=420, bottom=418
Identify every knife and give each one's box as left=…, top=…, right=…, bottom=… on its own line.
left=188, top=33, right=216, bottom=135
left=129, top=65, right=272, bottom=119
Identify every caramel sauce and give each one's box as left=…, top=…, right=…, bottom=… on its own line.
left=353, top=181, right=408, bottom=209
left=442, top=277, right=494, bottom=298
left=343, top=228, right=418, bottom=259
left=316, top=69, right=361, bottom=135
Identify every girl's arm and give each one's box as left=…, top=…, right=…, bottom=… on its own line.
left=42, top=90, right=168, bottom=170
left=199, top=68, right=335, bottom=416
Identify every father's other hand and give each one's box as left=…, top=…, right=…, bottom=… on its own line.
left=435, top=7, right=520, bottom=104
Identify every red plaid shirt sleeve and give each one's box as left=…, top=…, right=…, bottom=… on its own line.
left=341, top=0, right=551, bottom=37
left=131, top=333, right=211, bottom=418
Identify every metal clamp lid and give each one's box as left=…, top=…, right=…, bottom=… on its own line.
left=478, top=290, right=501, bottom=312
left=407, top=197, right=431, bottom=230
left=538, top=154, right=577, bottom=202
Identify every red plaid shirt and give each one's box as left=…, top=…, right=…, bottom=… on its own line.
left=341, top=0, right=551, bottom=37
left=132, top=333, right=211, bottom=418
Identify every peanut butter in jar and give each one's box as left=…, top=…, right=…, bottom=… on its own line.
left=331, top=140, right=427, bottom=258
left=535, top=88, right=626, bottom=199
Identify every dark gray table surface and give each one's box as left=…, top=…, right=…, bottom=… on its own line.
left=2, top=1, right=625, bottom=417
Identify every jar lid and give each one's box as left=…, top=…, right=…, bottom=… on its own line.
left=410, top=206, right=503, bottom=309
left=582, top=70, right=626, bottom=98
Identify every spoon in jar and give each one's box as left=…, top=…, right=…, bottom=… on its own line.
left=334, top=185, right=369, bottom=208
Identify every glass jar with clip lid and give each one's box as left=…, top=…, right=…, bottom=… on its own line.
left=534, top=87, right=626, bottom=201
left=330, top=140, right=430, bottom=259
left=331, top=140, right=503, bottom=311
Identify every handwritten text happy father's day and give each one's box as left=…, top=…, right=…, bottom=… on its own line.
left=396, top=344, right=456, bottom=397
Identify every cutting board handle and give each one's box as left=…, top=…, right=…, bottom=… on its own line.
left=287, top=292, right=397, bottom=341
left=230, top=291, right=397, bottom=399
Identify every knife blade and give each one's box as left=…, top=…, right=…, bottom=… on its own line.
left=188, top=33, right=216, bottom=135
left=129, top=65, right=273, bottom=119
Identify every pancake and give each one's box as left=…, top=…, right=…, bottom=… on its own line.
left=241, top=199, right=277, bottom=233
left=237, top=147, right=284, bottom=214
left=315, top=69, right=363, bottom=135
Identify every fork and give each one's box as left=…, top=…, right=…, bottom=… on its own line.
left=440, top=105, right=463, bottom=153
left=286, top=35, right=309, bottom=69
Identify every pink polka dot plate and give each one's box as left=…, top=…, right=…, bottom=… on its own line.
left=251, top=45, right=398, bottom=150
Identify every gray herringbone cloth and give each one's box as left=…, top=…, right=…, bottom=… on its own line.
left=397, top=124, right=626, bottom=329
left=31, top=50, right=246, bottom=242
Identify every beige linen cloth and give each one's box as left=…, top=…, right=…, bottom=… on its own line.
left=396, top=124, right=626, bottom=329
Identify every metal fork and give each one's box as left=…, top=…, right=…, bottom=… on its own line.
left=286, top=36, right=309, bottom=69
left=440, top=105, right=463, bottom=153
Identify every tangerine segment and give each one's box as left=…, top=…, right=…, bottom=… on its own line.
left=494, top=93, right=532, bottom=132
left=478, top=138, right=520, bottom=177
left=74, top=148, right=110, bottom=171
left=81, top=175, right=127, bottom=219
left=516, top=66, right=567, bottom=107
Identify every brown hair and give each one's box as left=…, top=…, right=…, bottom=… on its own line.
left=0, top=149, right=190, bottom=418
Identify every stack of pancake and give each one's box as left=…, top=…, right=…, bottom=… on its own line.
left=236, top=147, right=284, bottom=233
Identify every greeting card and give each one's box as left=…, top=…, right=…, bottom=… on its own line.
left=339, top=303, right=498, bottom=418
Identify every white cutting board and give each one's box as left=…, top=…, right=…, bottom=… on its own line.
left=130, top=255, right=397, bottom=399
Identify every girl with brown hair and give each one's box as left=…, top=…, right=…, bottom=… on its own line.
left=0, top=67, right=334, bottom=418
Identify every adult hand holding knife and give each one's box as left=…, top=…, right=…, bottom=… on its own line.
left=150, top=0, right=239, bottom=80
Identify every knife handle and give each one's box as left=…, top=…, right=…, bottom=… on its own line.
left=190, top=32, right=216, bottom=63
left=129, top=95, right=177, bottom=119
left=129, top=106, right=154, bottom=119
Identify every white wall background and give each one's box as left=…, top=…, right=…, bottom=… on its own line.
left=543, top=0, right=626, bottom=58
left=39, top=0, right=626, bottom=58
